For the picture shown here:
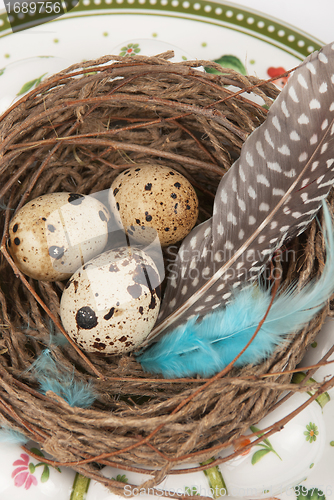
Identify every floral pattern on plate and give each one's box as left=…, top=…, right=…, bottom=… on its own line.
left=119, top=42, right=141, bottom=57
left=0, top=3, right=332, bottom=499
left=12, top=449, right=61, bottom=490
left=12, top=454, right=38, bottom=490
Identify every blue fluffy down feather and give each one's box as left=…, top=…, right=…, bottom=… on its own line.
left=0, top=426, right=28, bottom=445
left=138, top=202, right=334, bottom=378
left=30, top=350, right=96, bottom=408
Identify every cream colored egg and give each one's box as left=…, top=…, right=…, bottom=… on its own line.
left=8, top=192, right=110, bottom=281
left=109, top=165, right=199, bottom=246
left=60, top=246, right=161, bottom=354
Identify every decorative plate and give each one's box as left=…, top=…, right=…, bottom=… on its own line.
left=0, top=0, right=323, bottom=74
left=0, top=2, right=333, bottom=500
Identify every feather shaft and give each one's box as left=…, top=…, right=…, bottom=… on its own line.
left=138, top=201, right=334, bottom=378
left=142, top=41, right=334, bottom=344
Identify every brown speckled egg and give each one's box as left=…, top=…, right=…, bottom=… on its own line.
left=60, top=246, right=161, bottom=354
left=7, top=192, right=110, bottom=281
left=109, top=165, right=199, bottom=246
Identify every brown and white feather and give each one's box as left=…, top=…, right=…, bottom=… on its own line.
left=142, top=42, right=334, bottom=346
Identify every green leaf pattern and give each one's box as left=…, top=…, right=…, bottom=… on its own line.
left=251, top=447, right=271, bottom=465
left=119, top=43, right=140, bottom=57
left=41, top=465, right=50, bottom=483
left=12, top=447, right=61, bottom=491
left=29, top=447, right=61, bottom=482
left=304, top=422, right=319, bottom=443
left=111, top=473, right=128, bottom=483
left=205, top=54, right=247, bottom=75
left=16, top=73, right=47, bottom=96
left=295, top=486, right=326, bottom=500
left=185, top=486, right=200, bottom=496
left=28, top=462, right=36, bottom=474
left=30, top=447, right=44, bottom=457
left=249, top=425, right=282, bottom=465
left=249, top=419, right=320, bottom=467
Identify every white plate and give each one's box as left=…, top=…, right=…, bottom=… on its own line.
left=0, top=2, right=333, bottom=500
left=0, top=0, right=323, bottom=73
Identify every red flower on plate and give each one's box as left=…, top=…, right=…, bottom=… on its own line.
left=12, top=453, right=38, bottom=489
left=267, top=66, right=290, bottom=88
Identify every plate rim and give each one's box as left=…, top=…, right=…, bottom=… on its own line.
left=0, top=0, right=324, bottom=60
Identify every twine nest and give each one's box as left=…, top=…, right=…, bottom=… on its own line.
left=0, top=52, right=334, bottom=495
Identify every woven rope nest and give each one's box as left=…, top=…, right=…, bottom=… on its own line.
left=1, top=52, right=334, bottom=495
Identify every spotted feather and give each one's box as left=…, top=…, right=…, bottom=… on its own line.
left=141, top=41, right=334, bottom=345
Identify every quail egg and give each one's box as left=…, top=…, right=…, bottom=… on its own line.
left=60, top=246, right=161, bottom=354
left=8, top=192, right=110, bottom=281
left=109, top=165, right=199, bottom=246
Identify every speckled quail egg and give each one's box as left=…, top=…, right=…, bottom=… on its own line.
left=60, top=246, right=161, bottom=354
left=8, top=192, right=110, bottom=281
left=109, top=165, right=199, bottom=246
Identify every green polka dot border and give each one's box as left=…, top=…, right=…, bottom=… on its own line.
left=0, top=0, right=323, bottom=59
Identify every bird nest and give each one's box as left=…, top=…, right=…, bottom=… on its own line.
left=0, top=52, right=333, bottom=496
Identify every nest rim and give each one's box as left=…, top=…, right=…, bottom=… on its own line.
left=0, top=53, right=333, bottom=494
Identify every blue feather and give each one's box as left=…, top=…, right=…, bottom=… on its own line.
left=138, top=201, right=334, bottom=378
left=47, top=319, right=69, bottom=347
left=30, top=350, right=96, bottom=408
left=39, top=375, right=96, bottom=408
left=0, top=426, right=28, bottom=444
